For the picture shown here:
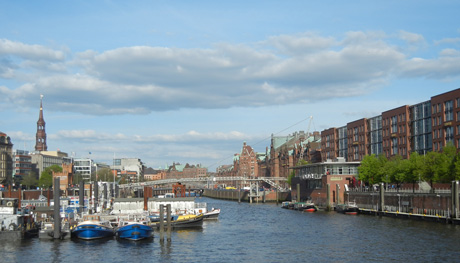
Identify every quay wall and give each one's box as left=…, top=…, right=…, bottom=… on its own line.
left=347, top=191, right=451, bottom=214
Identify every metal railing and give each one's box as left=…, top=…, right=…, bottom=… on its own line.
left=119, top=176, right=288, bottom=191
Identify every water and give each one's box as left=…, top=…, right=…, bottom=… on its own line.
left=2, top=197, right=460, bottom=262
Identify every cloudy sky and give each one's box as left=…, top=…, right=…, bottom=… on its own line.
left=1, top=1, right=460, bottom=171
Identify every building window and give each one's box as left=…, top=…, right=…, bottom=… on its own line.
left=457, top=98, right=460, bottom=108
left=445, top=100, right=453, bottom=122
left=391, top=116, right=397, bottom=133
left=392, top=137, right=398, bottom=155
left=446, top=126, right=454, bottom=144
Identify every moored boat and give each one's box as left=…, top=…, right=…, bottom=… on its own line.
left=303, top=203, right=318, bottom=212
left=153, top=214, right=204, bottom=229
left=116, top=219, right=153, bottom=241
left=71, top=215, right=114, bottom=240
left=336, top=201, right=359, bottom=215
left=203, top=208, right=220, bottom=220
left=281, top=201, right=293, bottom=209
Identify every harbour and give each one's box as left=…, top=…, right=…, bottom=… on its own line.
left=2, top=197, right=460, bottom=262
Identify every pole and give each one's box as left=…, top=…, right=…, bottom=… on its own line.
left=159, top=205, right=164, bottom=242
left=79, top=180, right=84, bottom=216
left=379, top=182, right=385, bottom=212
left=94, top=182, right=98, bottom=214
left=166, top=204, right=172, bottom=242
left=53, top=177, right=61, bottom=239
left=336, top=184, right=340, bottom=206
left=89, top=183, right=92, bottom=214
left=296, top=183, right=300, bottom=202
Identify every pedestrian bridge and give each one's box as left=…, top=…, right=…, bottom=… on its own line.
left=119, top=177, right=289, bottom=191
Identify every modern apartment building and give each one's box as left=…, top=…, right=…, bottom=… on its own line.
left=382, top=105, right=411, bottom=159
left=320, top=88, right=460, bottom=162
left=368, top=116, right=383, bottom=156
left=111, top=158, right=144, bottom=182
left=410, top=100, right=432, bottom=155
left=347, top=118, right=369, bottom=161
left=431, top=90, right=459, bottom=152
left=12, top=149, right=32, bottom=181
left=321, top=128, right=338, bottom=161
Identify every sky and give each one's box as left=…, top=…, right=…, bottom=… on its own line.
left=1, top=1, right=460, bottom=171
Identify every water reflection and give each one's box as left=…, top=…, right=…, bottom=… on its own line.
left=4, top=197, right=460, bottom=262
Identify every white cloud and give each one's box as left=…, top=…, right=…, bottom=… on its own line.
left=399, top=30, right=425, bottom=45
left=1, top=31, right=460, bottom=116
left=0, top=39, right=65, bottom=61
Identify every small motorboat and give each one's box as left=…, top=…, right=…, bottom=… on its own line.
left=153, top=214, right=204, bottom=229
left=336, top=201, right=359, bottom=215
left=203, top=208, right=220, bottom=220
left=116, top=219, right=153, bottom=241
left=303, top=203, right=318, bottom=213
left=71, top=215, right=114, bottom=240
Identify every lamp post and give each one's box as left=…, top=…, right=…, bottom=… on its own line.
left=397, top=194, right=401, bottom=212
left=437, top=194, right=441, bottom=212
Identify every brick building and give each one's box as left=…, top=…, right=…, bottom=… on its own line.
left=53, top=163, right=73, bottom=191
left=320, top=88, right=460, bottom=163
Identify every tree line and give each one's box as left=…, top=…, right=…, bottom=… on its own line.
left=358, top=143, right=460, bottom=188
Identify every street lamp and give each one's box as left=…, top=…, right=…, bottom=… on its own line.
left=397, top=194, right=401, bottom=212
left=437, top=194, right=441, bottom=211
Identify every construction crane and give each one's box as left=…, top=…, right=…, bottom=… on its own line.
left=299, top=116, right=313, bottom=161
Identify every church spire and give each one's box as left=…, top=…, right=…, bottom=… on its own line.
left=35, top=94, right=47, bottom=151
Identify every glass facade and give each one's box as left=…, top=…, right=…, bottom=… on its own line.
left=410, top=101, right=432, bottom=154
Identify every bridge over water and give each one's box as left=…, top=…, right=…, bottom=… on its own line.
left=119, top=177, right=289, bottom=191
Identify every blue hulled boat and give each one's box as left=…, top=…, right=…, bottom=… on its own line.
left=116, top=220, right=153, bottom=241
left=72, top=215, right=114, bottom=240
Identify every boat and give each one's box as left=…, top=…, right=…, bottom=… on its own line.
left=38, top=221, right=71, bottom=239
left=116, top=218, right=153, bottom=241
left=189, top=203, right=220, bottom=220
left=281, top=201, right=294, bottom=209
left=153, top=213, right=204, bottom=229
left=303, top=203, right=318, bottom=212
left=336, top=201, right=359, bottom=215
left=71, top=215, right=114, bottom=240
left=203, top=208, right=220, bottom=220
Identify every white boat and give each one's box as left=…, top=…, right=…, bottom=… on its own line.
left=190, top=203, right=220, bottom=220
left=203, top=208, right=220, bottom=220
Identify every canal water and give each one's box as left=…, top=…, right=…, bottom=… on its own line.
left=2, top=197, right=460, bottom=262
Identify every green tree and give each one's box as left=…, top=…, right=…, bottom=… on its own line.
left=421, top=151, right=440, bottom=187
left=96, top=168, right=115, bottom=182
left=39, top=164, right=63, bottom=189
left=358, top=154, right=387, bottom=185
left=405, top=152, right=423, bottom=192
left=386, top=155, right=409, bottom=188
left=21, top=171, right=38, bottom=189
left=438, top=142, right=457, bottom=182
left=451, top=152, right=460, bottom=181
left=38, top=172, right=53, bottom=189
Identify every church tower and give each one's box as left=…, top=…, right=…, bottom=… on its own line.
left=35, top=94, right=47, bottom=151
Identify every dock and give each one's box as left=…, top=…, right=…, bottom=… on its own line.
left=359, top=208, right=460, bottom=224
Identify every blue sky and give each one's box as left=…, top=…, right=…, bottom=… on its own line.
left=1, top=1, right=460, bottom=171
